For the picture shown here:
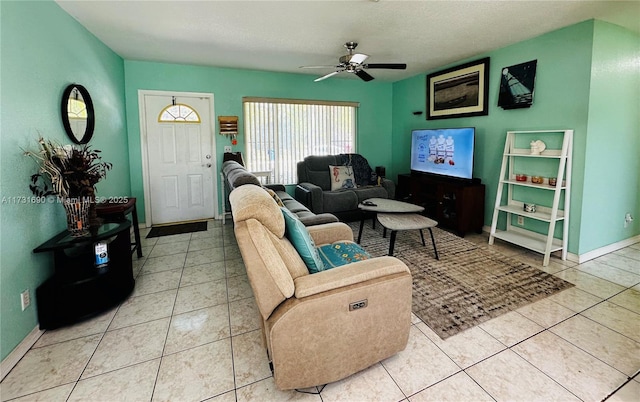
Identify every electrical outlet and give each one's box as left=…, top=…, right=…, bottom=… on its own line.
left=224, top=146, right=232, bottom=152
left=624, top=212, right=634, bottom=228
left=20, top=289, right=30, bottom=311
left=517, top=216, right=524, bottom=226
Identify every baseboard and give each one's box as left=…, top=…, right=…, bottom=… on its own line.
left=482, top=226, right=639, bottom=264
left=0, top=326, right=44, bottom=382
left=576, top=234, right=640, bottom=263
left=566, top=252, right=580, bottom=263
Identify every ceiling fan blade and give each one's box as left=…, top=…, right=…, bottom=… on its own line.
left=300, top=65, right=341, bottom=69
left=314, top=71, right=340, bottom=82
left=365, top=63, right=407, bottom=70
left=355, top=69, right=374, bottom=82
left=350, top=53, right=369, bottom=65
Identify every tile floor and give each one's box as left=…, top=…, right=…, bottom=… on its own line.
left=1, top=220, right=639, bottom=401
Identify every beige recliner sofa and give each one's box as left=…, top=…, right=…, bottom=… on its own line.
left=229, top=184, right=412, bottom=390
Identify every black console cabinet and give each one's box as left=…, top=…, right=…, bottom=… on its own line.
left=33, top=221, right=134, bottom=329
left=398, top=173, right=485, bottom=237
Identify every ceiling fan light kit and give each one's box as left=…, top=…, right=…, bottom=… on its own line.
left=302, top=41, right=407, bottom=82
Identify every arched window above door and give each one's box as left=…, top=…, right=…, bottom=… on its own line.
left=158, top=104, right=201, bottom=123
left=68, top=98, right=88, bottom=119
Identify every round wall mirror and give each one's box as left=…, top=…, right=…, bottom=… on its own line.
left=61, top=84, right=95, bottom=144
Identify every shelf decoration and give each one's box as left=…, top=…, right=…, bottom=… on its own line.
left=530, top=140, right=546, bottom=155
left=218, top=116, right=239, bottom=145
left=24, top=137, right=112, bottom=236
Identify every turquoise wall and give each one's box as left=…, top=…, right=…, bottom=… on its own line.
left=2, top=1, right=638, bottom=364
left=0, top=1, right=128, bottom=361
left=391, top=20, right=640, bottom=255
left=580, top=21, right=640, bottom=253
left=124, top=61, right=392, bottom=222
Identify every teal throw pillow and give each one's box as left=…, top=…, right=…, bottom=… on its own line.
left=281, top=207, right=325, bottom=273
left=317, top=242, right=371, bottom=269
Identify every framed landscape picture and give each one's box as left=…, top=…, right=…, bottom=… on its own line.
left=426, top=57, right=490, bottom=120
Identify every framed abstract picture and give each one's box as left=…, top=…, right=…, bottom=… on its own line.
left=426, top=57, right=490, bottom=120
left=498, top=60, right=538, bottom=109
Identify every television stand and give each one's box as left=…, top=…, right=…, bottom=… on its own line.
left=401, top=173, right=485, bottom=237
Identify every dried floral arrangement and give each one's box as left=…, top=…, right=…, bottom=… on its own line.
left=24, top=137, right=112, bottom=199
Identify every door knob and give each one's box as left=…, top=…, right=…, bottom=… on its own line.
left=205, top=154, right=211, bottom=159
left=203, top=163, right=212, bottom=168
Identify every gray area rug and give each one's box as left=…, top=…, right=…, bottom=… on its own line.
left=350, top=221, right=574, bottom=339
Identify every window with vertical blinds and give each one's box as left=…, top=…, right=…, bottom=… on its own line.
left=243, top=97, right=358, bottom=185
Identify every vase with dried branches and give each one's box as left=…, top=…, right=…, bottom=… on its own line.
left=24, top=137, right=112, bottom=236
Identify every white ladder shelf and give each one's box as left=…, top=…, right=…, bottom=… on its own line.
left=489, top=130, right=573, bottom=266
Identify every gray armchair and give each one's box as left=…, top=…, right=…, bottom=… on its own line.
left=295, top=154, right=395, bottom=221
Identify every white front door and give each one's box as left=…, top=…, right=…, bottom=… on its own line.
left=141, top=92, right=216, bottom=225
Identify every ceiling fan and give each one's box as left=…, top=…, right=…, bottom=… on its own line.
left=300, top=41, right=407, bottom=82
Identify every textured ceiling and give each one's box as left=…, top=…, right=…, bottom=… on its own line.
left=56, top=0, right=640, bottom=82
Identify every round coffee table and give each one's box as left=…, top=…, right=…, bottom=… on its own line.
left=357, top=198, right=424, bottom=243
left=358, top=198, right=425, bottom=214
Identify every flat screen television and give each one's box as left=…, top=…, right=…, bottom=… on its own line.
left=410, top=127, right=475, bottom=180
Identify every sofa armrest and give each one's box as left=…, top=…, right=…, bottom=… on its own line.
left=381, top=178, right=396, bottom=199
left=295, top=183, right=324, bottom=213
left=225, top=166, right=261, bottom=190
left=293, top=256, right=410, bottom=298
left=299, top=213, right=339, bottom=227
left=307, top=222, right=353, bottom=245
left=265, top=184, right=286, bottom=192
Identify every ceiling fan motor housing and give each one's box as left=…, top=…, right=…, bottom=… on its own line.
left=340, top=41, right=359, bottom=64
left=340, top=54, right=354, bottom=64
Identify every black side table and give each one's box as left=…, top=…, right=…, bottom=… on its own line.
left=33, top=221, right=135, bottom=329
left=95, top=197, right=143, bottom=258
